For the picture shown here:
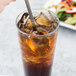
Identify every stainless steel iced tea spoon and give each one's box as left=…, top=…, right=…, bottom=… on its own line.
left=24, top=0, right=35, bottom=25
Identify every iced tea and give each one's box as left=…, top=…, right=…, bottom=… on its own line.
left=16, top=10, right=59, bottom=76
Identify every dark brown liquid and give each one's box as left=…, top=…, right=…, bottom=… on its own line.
left=23, top=60, right=52, bottom=76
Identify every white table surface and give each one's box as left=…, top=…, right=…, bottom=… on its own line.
left=0, top=0, right=76, bottom=76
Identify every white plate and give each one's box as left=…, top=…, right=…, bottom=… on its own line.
left=44, top=0, right=76, bottom=31
left=60, top=22, right=76, bottom=30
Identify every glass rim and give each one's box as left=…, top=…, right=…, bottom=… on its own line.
left=16, top=9, right=59, bottom=37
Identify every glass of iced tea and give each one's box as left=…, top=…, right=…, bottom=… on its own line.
left=16, top=10, right=59, bottom=76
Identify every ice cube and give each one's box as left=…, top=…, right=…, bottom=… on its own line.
left=26, top=19, right=33, bottom=27
left=35, top=12, right=51, bottom=26
left=20, top=13, right=29, bottom=23
left=32, top=38, right=49, bottom=56
left=45, top=26, right=53, bottom=33
left=26, top=39, right=36, bottom=52
left=26, top=18, right=38, bottom=28
left=36, top=26, right=47, bottom=34
left=43, top=10, right=56, bottom=22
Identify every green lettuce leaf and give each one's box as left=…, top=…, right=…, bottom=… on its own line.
left=65, top=17, right=76, bottom=24
left=57, top=12, right=73, bottom=21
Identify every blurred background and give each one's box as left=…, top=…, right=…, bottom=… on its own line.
left=0, top=0, right=76, bottom=76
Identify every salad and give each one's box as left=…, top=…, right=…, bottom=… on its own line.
left=47, top=0, right=76, bottom=26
